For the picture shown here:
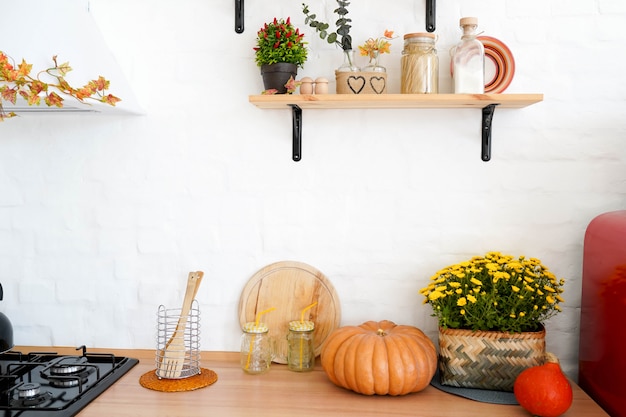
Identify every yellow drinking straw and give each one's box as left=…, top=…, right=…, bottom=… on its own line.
left=300, top=302, right=317, bottom=323
left=299, top=302, right=317, bottom=368
left=245, top=307, right=275, bottom=371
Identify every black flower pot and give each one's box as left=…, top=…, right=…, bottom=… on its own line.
left=261, top=63, right=298, bottom=94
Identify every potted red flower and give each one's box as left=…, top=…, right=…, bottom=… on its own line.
left=254, top=17, right=308, bottom=94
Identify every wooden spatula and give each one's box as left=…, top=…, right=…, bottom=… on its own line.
left=160, top=271, right=203, bottom=378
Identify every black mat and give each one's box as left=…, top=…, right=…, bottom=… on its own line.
left=430, top=370, right=519, bottom=405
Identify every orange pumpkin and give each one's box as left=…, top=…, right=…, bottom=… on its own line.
left=514, top=352, right=573, bottom=417
left=320, top=320, right=437, bottom=396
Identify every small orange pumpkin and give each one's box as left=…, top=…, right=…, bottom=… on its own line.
left=514, top=352, right=573, bottom=417
left=320, top=320, right=437, bottom=396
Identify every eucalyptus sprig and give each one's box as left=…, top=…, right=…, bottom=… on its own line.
left=302, top=0, right=352, bottom=51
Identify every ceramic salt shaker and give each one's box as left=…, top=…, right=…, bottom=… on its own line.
left=299, top=77, right=314, bottom=95
left=314, top=77, right=329, bottom=94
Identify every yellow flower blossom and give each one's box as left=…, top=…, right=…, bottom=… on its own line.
left=457, top=297, right=467, bottom=307
left=460, top=309, right=466, bottom=315
left=486, top=263, right=500, bottom=271
left=467, top=294, right=477, bottom=303
left=449, top=282, right=461, bottom=288
left=470, top=277, right=483, bottom=286
left=546, top=295, right=555, bottom=304
left=494, top=271, right=511, bottom=280
left=543, top=285, right=556, bottom=293
left=511, top=285, right=520, bottom=293
left=435, top=285, right=447, bottom=292
left=556, top=295, right=565, bottom=303
left=428, top=291, right=445, bottom=301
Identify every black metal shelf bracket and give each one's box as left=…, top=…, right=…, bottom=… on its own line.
left=282, top=102, right=501, bottom=162
left=289, top=104, right=302, bottom=161
left=426, top=0, right=436, bottom=32
left=235, top=0, right=244, bottom=33
left=481, top=103, right=498, bottom=162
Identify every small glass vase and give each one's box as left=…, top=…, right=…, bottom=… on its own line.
left=336, top=49, right=359, bottom=72
left=361, top=51, right=386, bottom=73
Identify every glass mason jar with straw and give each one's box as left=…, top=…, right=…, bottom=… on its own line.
left=287, top=302, right=317, bottom=372
left=240, top=307, right=275, bottom=375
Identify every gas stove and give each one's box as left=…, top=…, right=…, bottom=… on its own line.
left=0, top=346, right=138, bottom=416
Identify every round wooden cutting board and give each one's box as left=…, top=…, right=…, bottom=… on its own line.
left=238, top=261, right=341, bottom=364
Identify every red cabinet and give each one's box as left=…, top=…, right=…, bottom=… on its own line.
left=579, top=210, right=626, bottom=417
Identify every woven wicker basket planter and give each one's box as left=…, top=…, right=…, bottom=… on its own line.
left=438, top=326, right=546, bottom=392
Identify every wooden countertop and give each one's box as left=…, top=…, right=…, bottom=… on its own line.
left=17, top=347, right=609, bottom=417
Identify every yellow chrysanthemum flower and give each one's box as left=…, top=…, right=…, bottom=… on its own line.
left=486, top=263, right=500, bottom=271
left=470, top=277, right=483, bottom=286
left=457, top=297, right=467, bottom=307
left=428, top=291, right=444, bottom=301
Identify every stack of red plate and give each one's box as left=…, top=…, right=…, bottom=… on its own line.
left=478, top=36, right=515, bottom=93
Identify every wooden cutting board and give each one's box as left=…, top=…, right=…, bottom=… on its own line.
left=238, top=261, right=341, bottom=364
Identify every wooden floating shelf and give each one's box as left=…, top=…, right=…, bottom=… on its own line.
left=248, top=93, right=544, bottom=162
left=248, top=93, right=544, bottom=110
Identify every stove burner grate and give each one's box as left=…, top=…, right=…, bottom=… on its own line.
left=0, top=346, right=139, bottom=416
left=11, top=382, right=53, bottom=408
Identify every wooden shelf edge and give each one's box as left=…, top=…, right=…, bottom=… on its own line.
left=249, top=93, right=544, bottom=110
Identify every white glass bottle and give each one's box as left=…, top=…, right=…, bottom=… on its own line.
left=453, top=17, right=484, bottom=94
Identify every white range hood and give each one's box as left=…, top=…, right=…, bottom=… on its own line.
left=1, top=0, right=141, bottom=115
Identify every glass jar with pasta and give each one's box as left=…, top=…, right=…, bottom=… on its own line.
left=401, top=32, right=439, bottom=94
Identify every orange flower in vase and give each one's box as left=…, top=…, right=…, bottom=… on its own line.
left=358, top=30, right=396, bottom=72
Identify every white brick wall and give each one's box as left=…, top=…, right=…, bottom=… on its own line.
left=0, top=0, right=624, bottom=381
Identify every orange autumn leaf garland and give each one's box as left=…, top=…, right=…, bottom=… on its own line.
left=0, top=51, right=120, bottom=121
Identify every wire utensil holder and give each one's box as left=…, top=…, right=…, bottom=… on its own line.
left=155, top=300, right=201, bottom=379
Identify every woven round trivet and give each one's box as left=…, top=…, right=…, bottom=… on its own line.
left=139, top=368, right=218, bottom=392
